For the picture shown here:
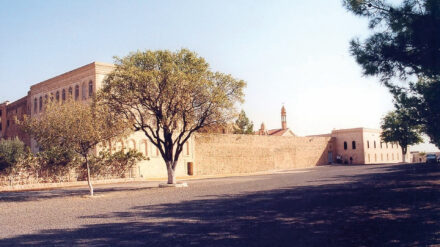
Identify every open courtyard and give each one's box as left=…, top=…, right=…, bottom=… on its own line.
left=0, top=163, right=438, bottom=246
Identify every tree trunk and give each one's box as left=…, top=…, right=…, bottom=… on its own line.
left=166, top=161, right=176, bottom=184
left=402, top=147, right=407, bottom=163
left=86, top=157, right=94, bottom=196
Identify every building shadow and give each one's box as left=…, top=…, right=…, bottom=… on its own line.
left=0, top=164, right=438, bottom=246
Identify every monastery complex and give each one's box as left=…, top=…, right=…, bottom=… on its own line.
left=0, top=62, right=410, bottom=180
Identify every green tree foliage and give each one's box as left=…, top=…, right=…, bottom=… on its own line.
left=0, top=138, right=27, bottom=173
left=99, top=49, right=246, bottom=184
left=89, top=149, right=145, bottom=178
left=344, top=0, right=440, bottom=147
left=19, top=99, right=129, bottom=196
left=380, top=109, right=422, bottom=162
left=233, top=110, right=254, bottom=134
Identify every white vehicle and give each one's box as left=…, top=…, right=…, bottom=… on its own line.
left=426, top=154, right=437, bottom=164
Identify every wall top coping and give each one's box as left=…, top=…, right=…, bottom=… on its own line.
left=30, top=62, right=115, bottom=92
left=5, top=96, right=28, bottom=109
left=331, top=127, right=381, bottom=134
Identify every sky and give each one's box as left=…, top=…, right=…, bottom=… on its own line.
left=0, top=0, right=438, bottom=152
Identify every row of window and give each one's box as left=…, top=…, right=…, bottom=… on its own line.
left=33, top=81, right=93, bottom=114
left=343, top=140, right=399, bottom=150
left=108, top=139, right=191, bottom=157
left=368, top=153, right=400, bottom=163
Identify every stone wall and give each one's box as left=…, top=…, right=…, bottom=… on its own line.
left=193, top=133, right=332, bottom=175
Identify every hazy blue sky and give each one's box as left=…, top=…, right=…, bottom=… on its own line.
left=0, top=0, right=437, bottom=151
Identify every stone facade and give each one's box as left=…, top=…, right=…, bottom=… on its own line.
left=1, top=62, right=412, bottom=182
left=193, top=133, right=332, bottom=175
left=0, top=62, right=194, bottom=179
left=310, top=128, right=410, bottom=164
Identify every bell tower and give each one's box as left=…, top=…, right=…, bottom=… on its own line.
left=281, top=106, right=287, bottom=130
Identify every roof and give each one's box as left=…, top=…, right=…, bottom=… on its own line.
left=267, top=128, right=295, bottom=136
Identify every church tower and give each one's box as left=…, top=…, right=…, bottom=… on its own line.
left=281, top=106, right=287, bottom=130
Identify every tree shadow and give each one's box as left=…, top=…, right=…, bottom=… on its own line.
left=0, top=164, right=439, bottom=246
left=0, top=185, right=156, bottom=202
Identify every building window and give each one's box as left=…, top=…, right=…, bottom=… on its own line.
left=367, top=141, right=370, bottom=149
left=62, top=89, right=66, bottom=101
left=391, top=143, right=394, bottom=149
left=374, top=141, right=376, bottom=148
left=140, top=140, right=148, bottom=156
left=352, top=141, right=356, bottom=149
left=380, top=142, right=383, bottom=149
left=68, top=87, right=73, bottom=98
left=44, top=94, right=48, bottom=104
left=34, top=98, right=37, bottom=113
left=82, top=83, right=87, bottom=100
left=386, top=143, right=388, bottom=149
left=89, top=81, right=93, bottom=97
left=75, top=85, right=79, bottom=100
left=39, top=96, right=43, bottom=111
left=56, top=91, right=60, bottom=102
left=344, top=141, right=347, bottom=150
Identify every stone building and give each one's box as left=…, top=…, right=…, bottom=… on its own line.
left=0, top=62, right=195, bottom=179
left=1, top=62, right=411, bottom=183
left=310, top=128, right=410, bottom=164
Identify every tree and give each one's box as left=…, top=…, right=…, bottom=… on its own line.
left=344, top=0, right=440, bottom=147
left=19, top=99, right=129, bottom=196
left=380, top=109, right=422, bottom=162
left=98, top=49, right=246, bottom=184
left=233, top=110, right=254, bottom=134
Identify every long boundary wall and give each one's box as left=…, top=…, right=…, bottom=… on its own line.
left=194, top=133, right=333, bottom=175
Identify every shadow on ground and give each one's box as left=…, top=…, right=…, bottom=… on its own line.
left=0, top=185, right=155, bottom=202
left=1, top=164, right=439, bottom=246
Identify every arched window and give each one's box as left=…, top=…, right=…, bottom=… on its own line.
left=352, top=141, right=356, bottom=150
left=374, top=141, right=376, bottom=148
left=367, top=141, right=370, bottom=148
left=82, top=83, right=87, bottom=100
left=62, top=89, right=66, bottom=101
left=391, top=143, right=394, bottom=149
left=39, top=96, right=43, bottom=111
left=88, top=80, right=93, bottom=97
left=380, top=142, right=383, bottom=149
left=186, top=142, right=190, bottom=155
left=50, top=93, right=54, bottom=102
left=44, top=94, right=48, bottom=104
left=128, top=139, right=136, bottom=151
left=68, top=87, right=73, bottom=98
left=343, top=141, right=347, bottom=150
left=140, top=140, right=148, bottom=156
left=34, top=98, right=37, bottom=113
left=56, top=91, right=60, bottom=102
left=75, top=85, right=79, bottom=101
left=386, top=143, right=388, bottom=148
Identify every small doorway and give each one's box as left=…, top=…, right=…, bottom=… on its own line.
left=328, top=151, right=333, bottom=164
